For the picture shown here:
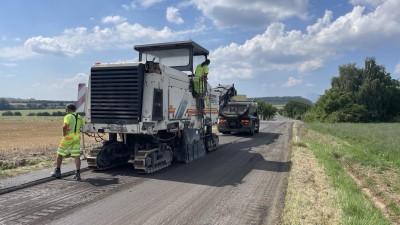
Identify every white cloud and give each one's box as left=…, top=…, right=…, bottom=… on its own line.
left=24, top=73, right=89, bottom=100
left=0, top=18, right=206, bottom=60
left=209, top=22, right=332, bottom=81
left=395, top=63, right=400, bottom=74
left=306, top=83, right=315, bottom=87
left=298, top=59, right=324, bottom=73
left=192, top=0, right=309, bottom=28
left=2, top=35, right=23, bottom=42
left=140, top=0, right=163, bottom=8
left=0, top=46, right=37, bottom=60
left=306, top=10, right=332, bottom=35
left=314, top=1, right=400, bottom=48
left=177, top=1, right=193, bottom=8
left=350, top=0, right=386, bottom=7
left=49, top=73, right=89, bottom=90
left=123, top=0, right=163, bottom=9
left=24, top=36, right=83, bottom=57
left=2, top=0, right=398, bottom=85
left=1, top=63, right=17, bottom=67
left=102, top=15, right=127, bottom=24
left=209, top=0, right=400, bottom=83
left=122, top=2, right=136, bottom=10
left=283, top=77, right=302, bottom=87
left=23, top=73, right=89, bottom=101
left=166, top=7, right=184, bottom=24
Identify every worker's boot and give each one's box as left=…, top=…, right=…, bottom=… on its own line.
left=51, top=168, right=61, bottom=179
left=74, top=171, right=81, bottom=181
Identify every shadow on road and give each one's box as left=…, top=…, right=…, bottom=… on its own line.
left=96, top=129, right=292, bottom=188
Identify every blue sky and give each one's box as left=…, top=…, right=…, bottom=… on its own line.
left=1, top=0, right=400, bottom=102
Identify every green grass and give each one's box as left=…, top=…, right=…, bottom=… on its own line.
left=305, top=129, right=391, bottom=225
left=308, top=123, right=400, bottom=170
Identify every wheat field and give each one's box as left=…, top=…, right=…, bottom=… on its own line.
left=0, top=119, right=101, bottom=173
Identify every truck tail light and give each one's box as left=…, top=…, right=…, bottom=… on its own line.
left=241, top=119, right=249, bottom=125
left=218, top=118, right=227, bottom=124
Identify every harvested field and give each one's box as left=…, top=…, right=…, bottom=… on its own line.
left=0, top=119, right=102, bottom=177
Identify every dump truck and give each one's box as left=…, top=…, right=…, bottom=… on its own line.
left=216, top=92, right=260, bottom=135
left=79, top=40, right=236, bottom=173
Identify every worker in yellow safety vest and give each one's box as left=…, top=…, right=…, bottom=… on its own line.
left=194, top=59, right=210, bottom=95
left=51, top=104, right=85, bottom=180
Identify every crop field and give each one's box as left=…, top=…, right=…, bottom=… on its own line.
left=285, top=123, right=400, bottom=224
left=0, top=117, right=102, bottom=178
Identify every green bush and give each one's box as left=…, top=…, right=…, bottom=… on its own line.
left=1, top=111, right=13, bottom=116
left=13, top=111, right=22, bottom=116
left=51, top=111, right=66, bottom=116
left=37, top=112, right=51, bottom=116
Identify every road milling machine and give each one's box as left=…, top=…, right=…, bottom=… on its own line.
left=80, top=41, right=236, bottom=173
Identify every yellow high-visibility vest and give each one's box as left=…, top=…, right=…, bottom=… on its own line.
left=64, top=112, right=85, bottom=135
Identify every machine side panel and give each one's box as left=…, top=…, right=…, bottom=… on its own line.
left=168, top=76, right=192, bottom=121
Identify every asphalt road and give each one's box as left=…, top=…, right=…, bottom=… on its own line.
left=0, top=120, right=293, bottom=225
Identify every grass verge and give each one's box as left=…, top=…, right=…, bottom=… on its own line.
left=282, top=122, right=392, bottom=224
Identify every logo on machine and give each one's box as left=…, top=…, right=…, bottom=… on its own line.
left=108, top=124, right=128, bottom=132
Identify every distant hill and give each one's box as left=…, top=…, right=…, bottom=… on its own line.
left=254, top=96, right=313, bottom=105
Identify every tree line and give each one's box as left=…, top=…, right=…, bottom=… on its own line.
left=255, top=96, right=312, bottom=105
left=0, top=98, right=73, bottom=110
left=1, top=111, right=66, bottom=117
left=255, top=96, right=315, bottom=120
left=304, top=57, right=400, bottom=123
left=264, top=57, right=400, bottom=123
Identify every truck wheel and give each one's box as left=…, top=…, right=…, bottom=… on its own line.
left=249, top=123, right=255, bottom=136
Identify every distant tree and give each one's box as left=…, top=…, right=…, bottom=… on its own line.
left=305, top=57, right=400, bottom=122
left=257, top=101, right=277, bottom=120
left=255, top=96, right=312, bottom=105
left=27, top=103, right=39, bottom=109
left=304, top=88, right=368, bottom=123
left=283, top=100, right=311, bottom=120
left=2, top=111, right=13, bottom=116
left=13, top=111, right=22, bottom=116
left=52, top=111, right=66, bottom=116
left=37, top=112, right=51, bottom=116
left=357, top=58, right=400, bottom=121
left=0, top=99, right=13, bottom=110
